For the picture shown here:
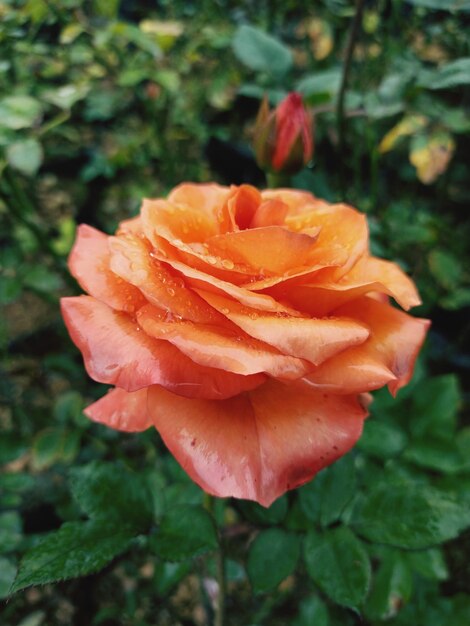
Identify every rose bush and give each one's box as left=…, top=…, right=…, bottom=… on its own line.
left=61, top=184, right=429, bottom=506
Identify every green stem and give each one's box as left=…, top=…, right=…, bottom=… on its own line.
left=37, top=110, right=70, bottom=137
left=214, top=538, right=226, bottom=626
left=336, top=0, right=365, bottom=191
left=266, top=171, right=292, bottom=188
left=203, top=494, right=226, bottom=626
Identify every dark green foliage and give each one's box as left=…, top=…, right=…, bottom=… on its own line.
left=69, top=462, right=154, bottom=529
left=352, top=483, right=470, bottom=549
left=149, top=505, right=218, bottom=562
left=298, top=453, right=356, bottom=525
left=1, top=0, right=469, bottom=624
left=304, top=527, right=371, bottom=610
left=10, top=520, right=137, bottom=593
left=247, top=528, right=300, bottom=593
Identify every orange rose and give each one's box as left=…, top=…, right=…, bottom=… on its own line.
left=61, top=184, right=429, bottom=506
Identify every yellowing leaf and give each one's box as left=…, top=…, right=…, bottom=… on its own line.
left=363, top=10, right=380, bottom=34
left=139, top=20, right=184, bottom=51
left=379, top=115, right=428, bottom=154
left=307, top=18, right=334, bottom=61
left=410, top=132, right=455, bottom=184
left=60, top=24, right=84, bottom=45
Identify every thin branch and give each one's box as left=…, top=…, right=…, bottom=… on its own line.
left=214, top=539, right=226, bottom=626
left=336, top=0, right=366, bottom=162
left=203, top=494, right=226, bottom=626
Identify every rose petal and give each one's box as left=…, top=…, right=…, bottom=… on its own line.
left=168, top=182, right=231, bottom=226
left=141, top=198, right=257, bottom=283
left=206, top=225, right=321, bottom=275
left=261, top=189, right=326, bottom=215
left=109, top=233, right=221, bottom=324
left=68, top=225, right=146, bottom=313
left=148, top=381, right=367, bottom=506
left=299, top=354, right=397, bottom=395
left=153, top=254, right=302, bottom=315
left=349, top=257, right=421, bottom=310
left=61, top=296, right=265, bottom=399
left=267, top=257, right=421, bottom=316
left=117, top=216, right=143, bottom=235
left=137, top=304, right=310, bottom=380
left=85, top=387, right=151, bottom=432
left=332, top=296, right=430, bottom=395
left=216, top=184, right=262, bottom=232
left=142, top=198, right=218, bottom=245
left=249, top=198, right=289, bottom=228
left=242, top=203, right=368, bottom=292
left=196, top=290, right=369, bottom=366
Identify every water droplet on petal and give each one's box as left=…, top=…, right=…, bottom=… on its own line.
left=167, top=287, right=175, bottom=296
left=222, top=259, right=234, bottom=270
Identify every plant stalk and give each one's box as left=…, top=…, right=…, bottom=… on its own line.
left=336, top=0, right=365, bottom=191
left=203, top=494, right=226, bottom=626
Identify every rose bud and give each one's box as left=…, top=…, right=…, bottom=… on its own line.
left=253, top=92, right=313, bottom=174
left=61, top=184, right=429, bottom=507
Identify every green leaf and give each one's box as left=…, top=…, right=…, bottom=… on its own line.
left=247, top=528, right=300, bottom=593
left=357, top=420, right=408, bottom=458
left=429, top=249, right=463, bottom=290
left=305, top=526, right=371, bottom=610
left=441, top=108, right=470, bottom=133
left=150, top=505, right=217, bottom=561
left=406, top=0, right=470, bottom=11
left=0, top=434, right=28, bottom=464
left=239, top=496, right=288, bottom=525
left=93, top=0, right=120, bottom=18
left=51, top=216, right=77, bottom=256
left=0, top=473, right=35, bottom=508
left=0, top=557, right=17, bottom=599
left=410, top=375, right=460, bottom=440
left=404, top=438, right=466, bottom=474
left=298, top=474, right=324, bottom=523
left=23, top=265, right=62, bottom=292
left=10, top=520, right=135, bottom=593
left=109, top=22, right=162, bottom=59
left=404, top=548, right=449, bottom=581
left=70, top=462, right=153, bottom=531
left=232, top=25, right=293, bottom=76
left=0, top=512, right=22, bottom=554
left=0, top=274, right=22, bottom=304
left=441, top=287, right=470, bottom=309
left=319, top=454, right=356, bottom=527
left=364, top=93, right=405, bottom=119
left=42, top=84, right=90, bottom=110
left=0, top=96, right=42, bottom=130
left=6, top=139, right=43, bottom=176
left=418, top=57, right=470, bottom=90
left=352, top=482, right=470, bottom=548
left=294, top=596, right=330, bottom=626
left=296, top=69, right=341, bottom=101
left=60, top=24, right=85, bottom=45
left=31, top=428, right=80, bottom=470
left=298, top=455, right=356, bottom=526
left=53, top=391, right=85, bottom=426
left=154, top=560, right=192, bottom=596
left=365, top=552, right=413, bottom=620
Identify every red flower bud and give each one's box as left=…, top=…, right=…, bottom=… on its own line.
left=253, top=92, right=313, bottom=175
